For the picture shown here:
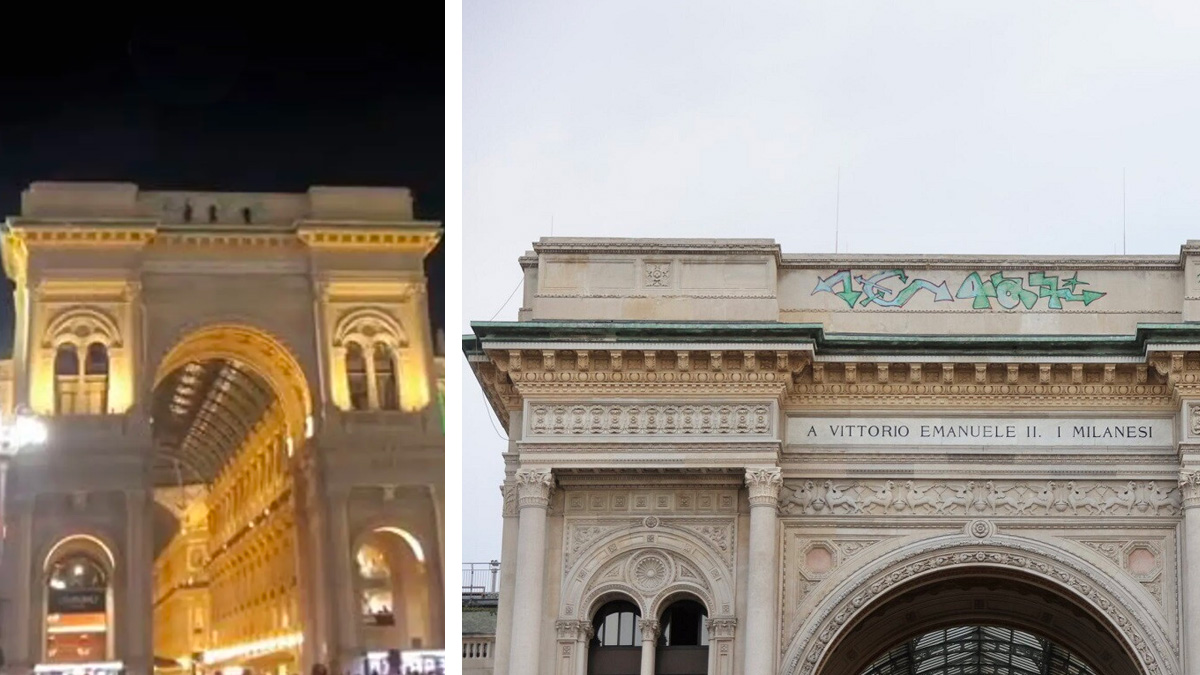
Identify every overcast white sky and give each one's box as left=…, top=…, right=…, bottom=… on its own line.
left=461, top=1, right=1200, bottom=566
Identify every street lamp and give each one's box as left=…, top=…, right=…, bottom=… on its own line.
left=0, top=408, right=46, bottom=672
left=0, top=408, right=48, bottom=535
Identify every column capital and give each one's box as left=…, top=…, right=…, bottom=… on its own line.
left=745, top=467, right=782, bottom=507
left=516, top=468, right=555, bottom=509
left=556, top=619, right=592, bottom=641
left=1180, top=468, right=1200, bottom=510
left=639, top=618, right=661, bottom=642
left=500, top=481, right=519, bottom=518
left=707, top=616, right=738, bottom=640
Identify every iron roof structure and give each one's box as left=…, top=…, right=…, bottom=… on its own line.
left=861, top=626, right=1097, bottom=675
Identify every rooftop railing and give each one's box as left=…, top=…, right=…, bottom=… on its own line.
left=463, top=561, right=501, bottom=599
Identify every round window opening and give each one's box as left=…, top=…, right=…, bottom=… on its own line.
left=859, top=626, right=1097, bottom=675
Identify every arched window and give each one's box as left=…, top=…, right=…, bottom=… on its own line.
left=346, top=342, right=370, bottom=411
left=374, top=343, right=399, bottom=410
left=656, top=599, right=709, bottom=674
left=593, top=600, right=642, bottom=647
left=54, top=345, right=80, bottom=414
left=83, top=343, right=109, bottom=414
left=659, top=599, right=708, bottom=646
left=589, top=600, right=642, bottom=675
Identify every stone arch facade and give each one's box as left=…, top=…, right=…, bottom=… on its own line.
left=782, top=533, right=1176, bottom=675
left=469, top=238, right=1200, bottom=675
left=556, top=523, right=737, bottom=675
left=0, top=183, right=443, bottom=675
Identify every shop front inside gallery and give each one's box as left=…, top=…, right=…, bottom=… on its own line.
left=466, top=237, right=1200, bottom=675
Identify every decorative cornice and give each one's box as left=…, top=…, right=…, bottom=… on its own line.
left=745, top=468, right=783, bottom=508
left=515, top=469, right=555, bottom=509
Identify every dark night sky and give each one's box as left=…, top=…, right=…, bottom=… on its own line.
left=0, top=23, right=444, bottom=355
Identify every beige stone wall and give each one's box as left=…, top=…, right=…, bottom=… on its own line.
left=516, top=237, right=1200, bottom=335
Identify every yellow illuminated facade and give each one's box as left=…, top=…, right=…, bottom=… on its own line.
left=152, top=494, right=210, bottom=672
left=0, top=182, right=445, bottom=675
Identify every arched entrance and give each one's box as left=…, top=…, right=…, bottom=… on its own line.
left=41, top=535, right=117, bottom=666
left=148, top=323, right=314, bottom=674
left=354, top=526, right=437, bottom=651
left=782, top=536, right=1174, bottom=675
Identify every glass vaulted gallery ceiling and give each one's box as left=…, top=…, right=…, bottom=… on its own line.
left=860, top=626, right=1098, bottom=675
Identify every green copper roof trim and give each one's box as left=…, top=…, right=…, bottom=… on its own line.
left=464, top=321, right=1200, bottom=358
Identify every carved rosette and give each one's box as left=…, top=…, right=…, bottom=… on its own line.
left=628, top=551, right=673, bottom=593
left=639, top=618, right=661, bottom=642
left=516, top=469, right=555, bottom=509
left=707, top=616, right=737, bottom=640
left=745, top=468, right=783, bottom=508
left=1179, top=470, right=1200, bottom=510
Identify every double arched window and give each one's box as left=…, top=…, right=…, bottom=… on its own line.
left=335, top=309, right=406, bottom=412
left=54, top=343, right=109, bottom=415
left=345, top=341, right=401, bottom=411
left=45, top=307, right=120, bottom=416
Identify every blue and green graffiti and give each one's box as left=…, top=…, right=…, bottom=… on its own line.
left=812, top=270, right=1106, bottom=310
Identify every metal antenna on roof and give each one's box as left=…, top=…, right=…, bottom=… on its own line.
left=835, top=168, right=841, bottom=253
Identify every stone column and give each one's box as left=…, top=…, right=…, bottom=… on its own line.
left=742, top=468, right=782, bottom=675
left=507, top=469, right=555, bottom=675
left=574, top=620, right=592, bottom=675
left=123, top=489, right=153, bottom=674
left=707, top=617, right=737, bottom=675
left=638, top=619, right=659, bottom=675
left=328, top=489, right=358, bottom=672
left=1181, top=468, right=1200, bottom=675
left=493, top=482, right=520, bottom=675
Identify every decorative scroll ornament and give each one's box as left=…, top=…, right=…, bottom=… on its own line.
left=746, top=468, right=783, bottom=507
left=515, top=469, right=555, bottom=508
left=639, top=618, right=661, bottom=641
left=781, top=479, right=1179, bottom=517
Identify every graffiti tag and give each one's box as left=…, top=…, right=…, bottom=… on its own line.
left=813, top=270, right=1106, bottom=310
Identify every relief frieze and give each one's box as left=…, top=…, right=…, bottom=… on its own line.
left=527, top=401, right=775, bottom=438
left=781, top=479, right=1180, bottom=517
